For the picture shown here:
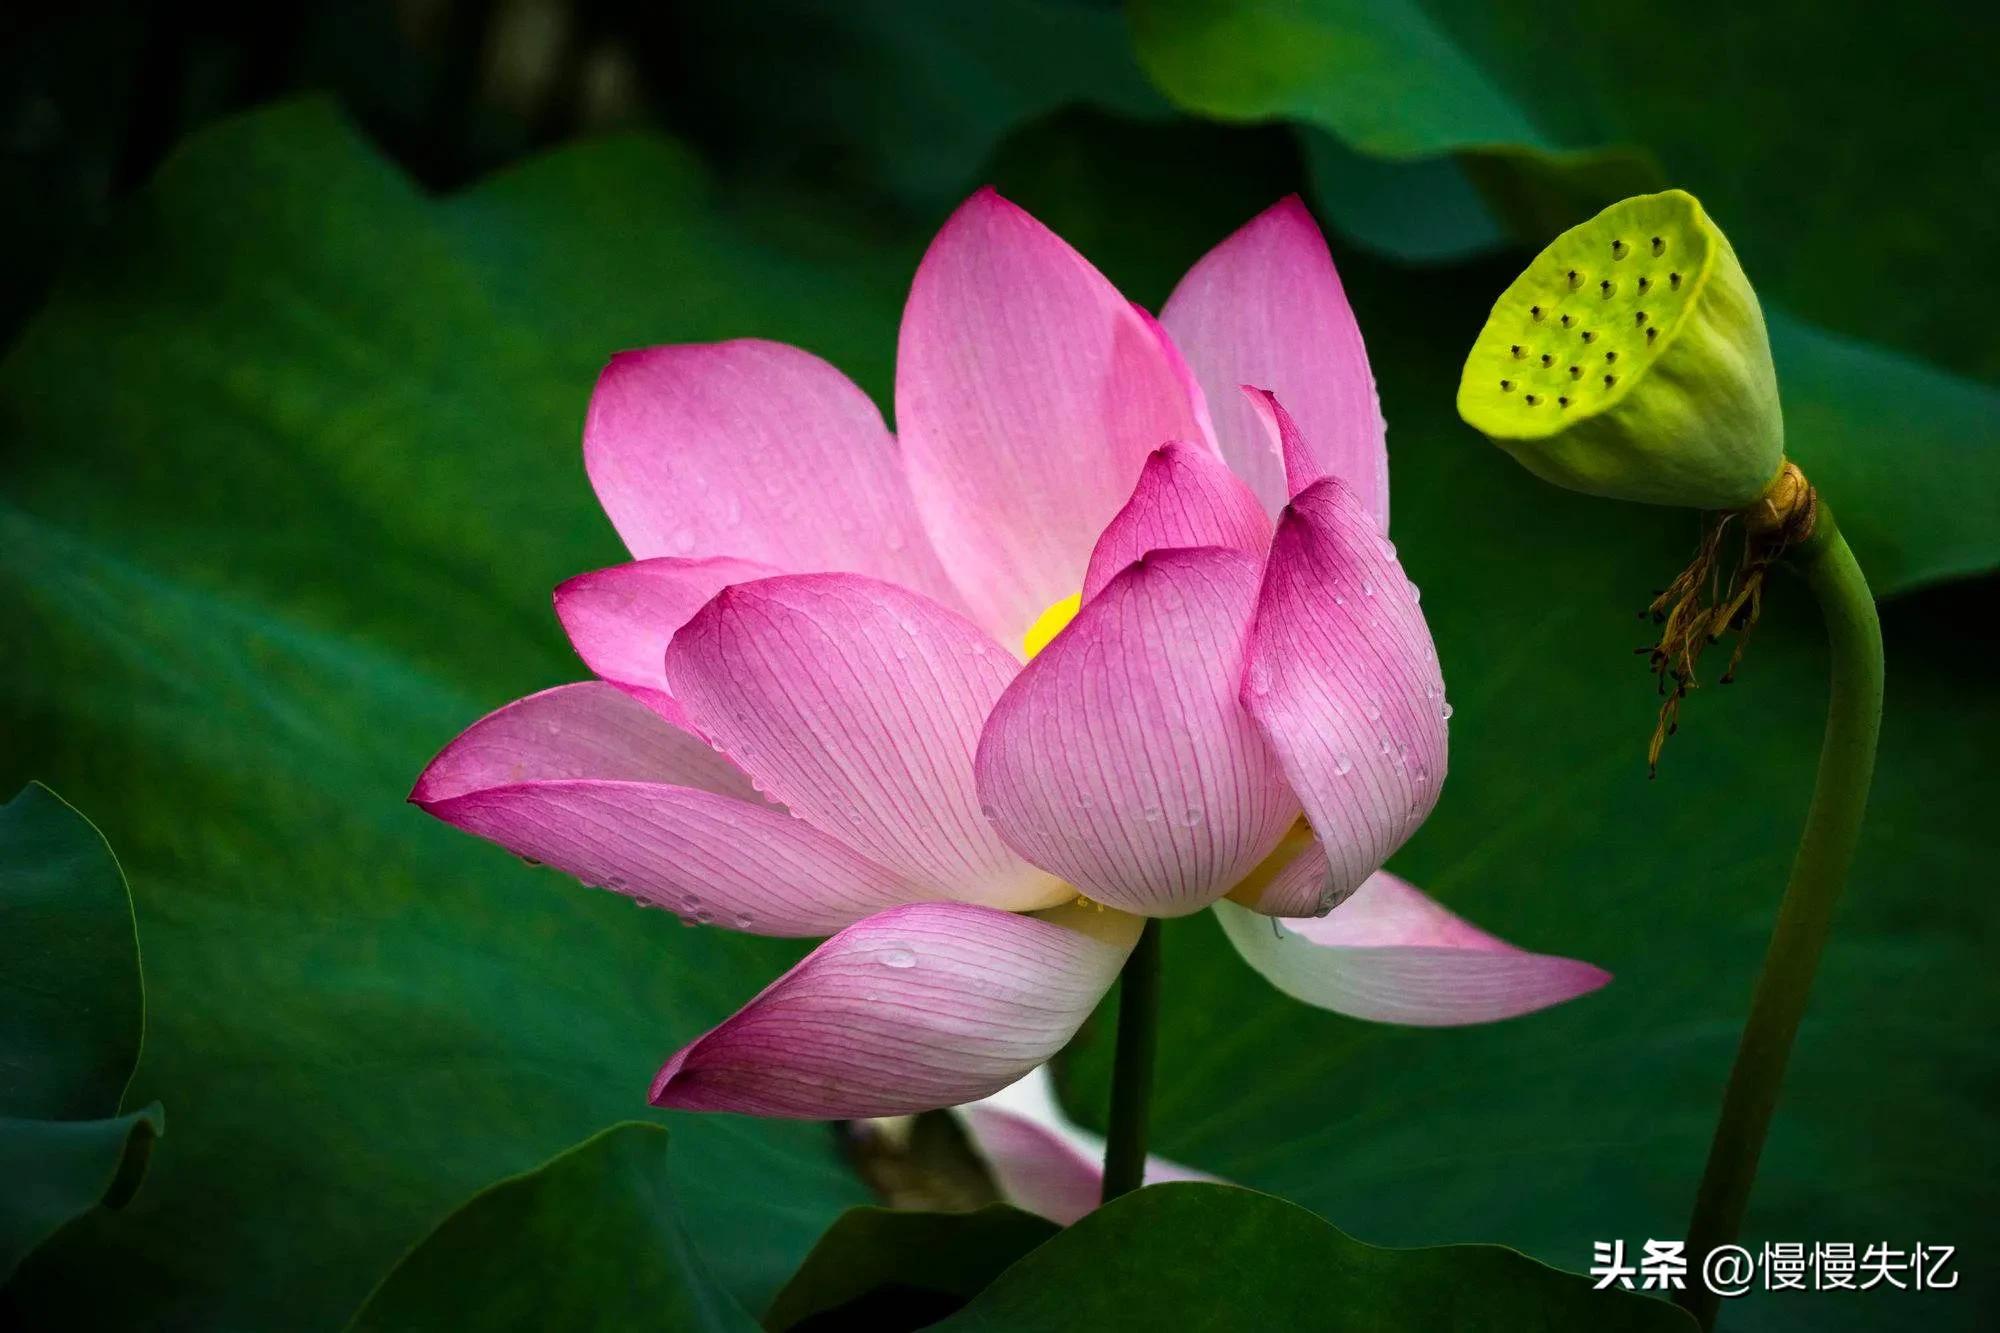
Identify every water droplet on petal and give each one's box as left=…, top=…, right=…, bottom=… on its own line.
left=1440, top=701, right=1455, bottom=720
left=1333, top=753, right=1353, bottom=776
left=732, top=912, right=754, bottom=930
left=1363, top=702, right=1381, bottom=721
left=880, top=947, right=917, bottom=969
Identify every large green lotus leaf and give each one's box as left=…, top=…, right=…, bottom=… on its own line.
left=0, top=1108, right=164, bottom=1284
left=348, top=1124, right=758, bottom=1333
left=1, top=783, right=142, bottom=1120
left=0, top=103, right=887, bottom=1327
left=1047, top=255, right=1996, bottom=1333
left=937, top=1183, right=1694, bottom=1331
left=765, top=1205, right=1059, bottom=1331
left=1128, top=0, right=1998, bottom=381
left=0, top=782, right=162, bottom=1279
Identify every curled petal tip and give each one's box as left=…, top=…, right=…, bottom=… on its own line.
left=1081, top=435, right=1272, bottom=603
left=1215, top=874, right=1613, bottom=1026
left=648, top=1045, right=701, bottom=1108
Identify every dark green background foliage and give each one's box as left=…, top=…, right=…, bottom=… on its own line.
left=348, top=1124, right=764, bottom=1333
left=1, top=3, right=1991, bottom=1330
left=0, top=783, right=161, bottom=1280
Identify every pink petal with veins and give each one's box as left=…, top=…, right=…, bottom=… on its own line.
left=1163, top=197, right=1388, bottom=524
left=896, top=189, right=1209, bottom=646
left=652, top=903, right=1138, bottom=1116
left=583, top=338, right=961, bottom=605
left=410, top=684, right=925, bottom=936
left=667, top=572, right=1068, bottom=910
left=1243, top=476, right=1447, bottom=904
left=979, top=548, right=1298, bottom=917
left=555, top=556, right=779, bottom=695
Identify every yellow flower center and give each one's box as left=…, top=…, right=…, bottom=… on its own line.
left=1022, top=592, right=1082, bottom=659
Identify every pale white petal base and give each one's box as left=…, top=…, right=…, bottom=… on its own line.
left=956, top=1065, right=1212, bottom=1225
left=1213, top=875, right=1610, bottom=1026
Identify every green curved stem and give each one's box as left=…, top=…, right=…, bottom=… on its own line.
left=1100, top=918, right=1162, bottom=1204
left=1678, top=512, right=1883, bottom=1329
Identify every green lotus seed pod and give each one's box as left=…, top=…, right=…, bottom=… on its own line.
left=1457, top=190, right=1784, bottom=510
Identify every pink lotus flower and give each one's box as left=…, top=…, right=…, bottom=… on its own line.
left=411, top=191, right=1608, bottom=1119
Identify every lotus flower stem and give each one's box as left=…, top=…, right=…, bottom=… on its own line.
left=1679, top=509, right=1882, bottom=1329
left=1100, top=917, right=1163, bottom=1203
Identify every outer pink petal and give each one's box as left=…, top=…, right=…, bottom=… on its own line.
left=896, top=189, right=1210, bottom=646
left=409, top=681, right=759, bottom=804
left=1242, top=478, right=1448, bottom=904
left=977, top=547, right=1300, bottom=917
left=650, top=903, right=1138, bottom=1117
left=665, top=572, right=1067, bottom=910
left=1213, top=874, right=1611, bottom=1025
left=418, top=780, right=926, bottom=937
left=1162, top=197, right=1388, bottom=525
left=555, top=556, right=779, bottom=694
left=1129, top=301, right=1220, bottom=456
left=410, top=685, right=921, bottom=936
left=956, top=1067, right=1213, bottom=1226
left=582, top=338, right=961, bottom=605
left=1080, top=442, right=1273, bottom=603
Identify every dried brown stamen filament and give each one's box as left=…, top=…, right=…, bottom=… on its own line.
left=1638, top=463, right=1817, bottom=776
